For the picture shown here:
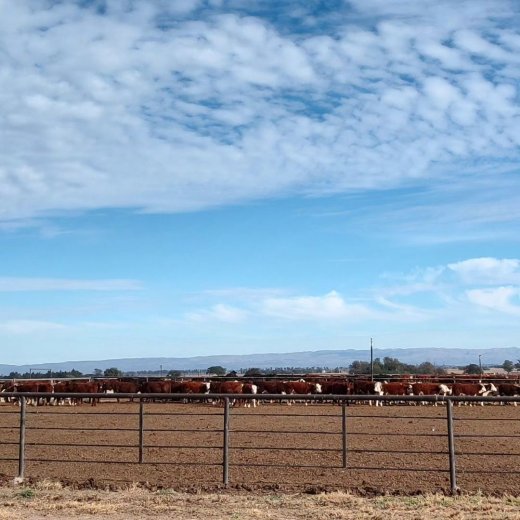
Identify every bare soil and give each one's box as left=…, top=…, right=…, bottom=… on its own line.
left=0, top=401, right=519, bottom=495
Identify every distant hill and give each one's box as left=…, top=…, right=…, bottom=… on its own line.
left=1, top=347, right=518, bottom=375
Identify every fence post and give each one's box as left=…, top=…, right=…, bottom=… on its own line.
left=223, top=397, right=230, bottom=485
left=342, top=402, right=347, bottom=468
left=16, top=397, right=26, bottom=483
left=138, top=399, right=144, bottom=464
left=446, top=399, right=458, bottom=494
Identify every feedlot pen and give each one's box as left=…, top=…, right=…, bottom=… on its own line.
left=0, top=393, right=519, bottom=494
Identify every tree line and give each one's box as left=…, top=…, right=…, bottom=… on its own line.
left=2, top=358, right=519, bottom=379
left=350, top=357, right=520, bottom=376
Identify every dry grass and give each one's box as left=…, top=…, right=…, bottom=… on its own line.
left=0, top=481, right=518, bottom=520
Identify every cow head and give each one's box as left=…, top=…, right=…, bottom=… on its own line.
left=439, top=384, right=452, bottom=395
left=314, top=383, right=322, bottom=394
left=484, top=383, right=498, bottom=396
left=373, top=381, right=383, bottom=395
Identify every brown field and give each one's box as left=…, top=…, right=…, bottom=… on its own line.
left=0, top=401, right=519, bottom=496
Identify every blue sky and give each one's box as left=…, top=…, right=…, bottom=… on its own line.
left=1, top=0, right=519, bottom=364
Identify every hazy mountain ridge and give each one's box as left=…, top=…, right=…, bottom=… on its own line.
left=1, top=347, right=518, bottom=375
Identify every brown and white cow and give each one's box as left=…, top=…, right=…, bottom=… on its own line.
left=12, top=381, right=54, bottom=406
left=241, top=382, right=259, bottom=408
left=451, top=382, right=497, bottom=406
left=172, top=380, right=211, bottom=403
left=102, top=380, right=140, bottom=402
left=380, top=382, right=414, bottom=406
left=352, top=380, right=384, bottom=406
left=210, top=381, right=244, bottom=406
left=410, top=382, right=452, bottom=405
left=282, top=380, right=322, bottom=406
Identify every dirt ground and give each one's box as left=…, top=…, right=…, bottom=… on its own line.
left=0, top=401, right=518, bottom=495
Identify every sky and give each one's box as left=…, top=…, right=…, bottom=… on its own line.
left=0, top=0, right=519, bottom=365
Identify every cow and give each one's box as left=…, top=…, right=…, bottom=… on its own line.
left=140, top=380, right=173, bottom=402
left=451, top=382, right=496, bottom=406
left=0, top=382, right=8, bottom=403
left=101, top=380, right=140, bottom=402
left=66, top=381, right=101, bottom=406
left=210, top=381, right=244, bottom=407
left=352, top=380, right=384, bottom=406
left=257, top=380, right=287, bottom=394
left=321, top=380, right=351, bottom=394
left=12, top=381, right=54, bottom=406
left=177, top=381, right=211, bottom=394
left=380, top=382, right=414, bottom=406
left=320, top=380, right=352, bottom=404
left=410, top=382, right=452, bottom=405
left=283, top=381, right=322, bottom=405
left=52, top=381, right=74, bottom=405
left=254, top=380, right=289, bottom=405
left=496, top=383, right=520, bottom=406
left=172, top=380, right=211, bottom=404
left=241, top=382, right=259, bottom=408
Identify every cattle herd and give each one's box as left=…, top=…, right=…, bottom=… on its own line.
left=1, top=375, right=520, bottom=407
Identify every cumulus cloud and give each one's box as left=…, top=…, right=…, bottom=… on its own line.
left=260, top=290, right=372, bottom=320
left=186, top=256, right=520, bottom=326
left=0, top=1, right=519, bottom=222
left=375, top=256, right=520, bottom=320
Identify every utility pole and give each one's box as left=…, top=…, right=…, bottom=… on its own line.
left=478, top=355, right=483, bottom=377
left=370, top=337, right=374, bottom=382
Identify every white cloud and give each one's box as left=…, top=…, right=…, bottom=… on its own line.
left=373, top=257, right=520, bottom=322
left=448, top=258, right=520, bottom=285
left=0, top=320, right=67, bottom=334
left=466, top=286, right=520, bottom=316
left=0, top=278, right=142, bottom=291
left=0, top=1, right=518, bottom=222
left=260, top=290, right=373, bottom=321
left=184, top=257, right=520, bottom=326
left=186, top=303, right=248, bottom=323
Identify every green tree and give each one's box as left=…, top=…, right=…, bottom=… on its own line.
left=502, top=359, right=515, bottom=373
left=464, top=363, right=481, bottom=375
left=103, top=367, right=122, bottom=377
left=349, top=360, right=370, bottom=374
left=417, top=362, right=436, bottom=374
left=383, top=357, right=401, bottom=372
left=244, top=368, right=263, bottom=377
left=207, top=365, right=226, bottom=376
left=167, top=370, right=182, bottom=378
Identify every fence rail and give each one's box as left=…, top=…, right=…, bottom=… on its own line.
left=0, top=392, right=519, bottom=494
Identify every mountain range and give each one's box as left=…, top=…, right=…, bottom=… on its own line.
left=1, top=347, right=518, bottom=375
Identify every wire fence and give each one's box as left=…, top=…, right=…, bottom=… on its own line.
left=0, top=392, right=519, bottom=493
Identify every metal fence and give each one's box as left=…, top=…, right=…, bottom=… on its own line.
left=0, top=392, right=519, bottom=494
